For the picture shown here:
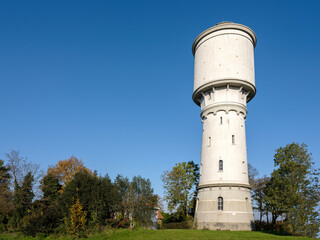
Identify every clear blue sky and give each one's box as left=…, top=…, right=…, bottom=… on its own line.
left=0, top=0, right=319, bottom=197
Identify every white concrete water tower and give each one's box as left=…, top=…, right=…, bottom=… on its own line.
left=192, top=22, right=256, bottom=230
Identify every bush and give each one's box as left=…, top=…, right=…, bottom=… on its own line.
left=117, top=218, right=130, bottom=229
left=254, top=220, right=289, bottom=235
left=161, top=221, right=192, bottom=229
left=162, top=211, right=185, bottom=223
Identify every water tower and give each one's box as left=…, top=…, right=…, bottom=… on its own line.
left=192, top=22, right=256, bottom=230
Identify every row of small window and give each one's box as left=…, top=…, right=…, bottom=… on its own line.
left=204, top=160, right=245, bottom=172
left=208, top=135, right=235, bottom=147
left=218, top=117, right=243, bottom=125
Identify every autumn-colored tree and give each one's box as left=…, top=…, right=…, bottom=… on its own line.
left=47, top=156, right=91, bottom=192
left=66, top=197, right=87, bottom=238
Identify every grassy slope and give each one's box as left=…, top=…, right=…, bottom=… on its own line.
left=0, top=230, right=315, bottom=240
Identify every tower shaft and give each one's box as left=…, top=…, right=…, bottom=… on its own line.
left=192, top=22, right=257, bottom=230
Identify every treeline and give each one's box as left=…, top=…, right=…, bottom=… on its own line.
left=0, top=152, right=157, bottom=237
left=249, top=143, right=320, bottom=238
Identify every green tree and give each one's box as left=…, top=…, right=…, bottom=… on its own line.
left=124, top=176, right=157, bottom=228
left=113, top=175, right=130, bottom=218
left=161, top=161, right=199, bottom=218
left=5, top=150, right=42, bottom=195
left=61, top=171, right=115, bottom=228
left=0, top=160, right=13, bottom=231
left=41, top=173, right=62, bottom=202
left=265, top=143, right=320, bottom=237
left=248, top=164, right=269, bottom=224
left=11, top=172, right=34, bottom=230
left=21, top=174, right=63, bottom=236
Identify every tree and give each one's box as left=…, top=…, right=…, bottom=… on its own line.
left=47, top=156, right=92, bottom=192
left=251, top=176, right=269, bottom=224
left=161, top=161, right=199, bottom=218
left=5, top=150, right=42, bottom=197
left=0, top=160, right=13, bottom=231
left=123, top=176, right=157, bottom=228
left=11, top=172, right=34, bottom=229
left=66, top=197, right=87, bottom=238
left=41, top=173, right=62, bottom=202
left=21, top=174, right=63, bottom=236
left=248, top=164, right=269, bottom=224
left=113, top=175, right=130, bottom=218
left=61, top=171, right=115, bottom=228
left=248, top=163, right=259, bottom=186
left=265, top=143, right=320, bottom=237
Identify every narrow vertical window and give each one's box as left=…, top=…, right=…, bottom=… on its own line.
left=220, top=117, right=223, bottom=125
left=242, top=161, right=246, bottom=174
left=208, top=137, right=211, bottom=147
left=232, top=135, right=235, bottom=144
left=219, top=160, right=223, bottom=171
left=218, top=197, right=223, bottom=210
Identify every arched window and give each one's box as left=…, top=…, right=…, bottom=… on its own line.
left=218, top=197, right=223, bottom=210
left=232, top=135, right=235, bottom=144
left=220, top=117, right=223, bottom=125
left=219, top=160, right=223, bottom=171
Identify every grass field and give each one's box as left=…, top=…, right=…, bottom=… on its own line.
left=0, top=229, right=316, bottom=240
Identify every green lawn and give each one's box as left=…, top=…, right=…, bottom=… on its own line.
left=0, top=230, right=316, bottom=240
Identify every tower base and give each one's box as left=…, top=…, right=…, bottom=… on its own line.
left=194, top=185, right=254, bottom=231
left=196, top=222, right=254, bottom=231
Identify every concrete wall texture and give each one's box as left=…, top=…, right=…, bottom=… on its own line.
left=192, top=22, right=257, bottom=231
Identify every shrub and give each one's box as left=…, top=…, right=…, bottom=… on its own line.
left=161, top=221, right=192, bottom=229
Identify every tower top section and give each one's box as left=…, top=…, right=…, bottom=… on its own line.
left=192, top=22, right=257, bottom=56
left=192, top=22, right=257, bottom=105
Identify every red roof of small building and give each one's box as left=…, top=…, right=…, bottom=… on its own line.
left=158, top=210, right=164, bottom=220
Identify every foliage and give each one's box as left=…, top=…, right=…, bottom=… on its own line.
left=41, top=174, right=62, bottom=202
left=21, top=200, right=62, bottom=236
left=123, top=176, right=157, bottom=228
left=11, top=172, right=34, bottom=230
left=161, top=161, right=199, bottom=218
left=265, top=143, right=320, bottom=237
left=66, top=197, right=87, bottom=237
left=161, top=221, right=193, bottom=229
left=5, top=150, right=42, bottom=197
left=61, top=171, right=115, bottom=228
left=0, top=160, right=11, bottom=191
left=113, top=175, right=130, bottom=216
left=249, top=164, right=270, bottom=224
left=0, top=160, right=13, bottom=232
left=47, top=156, right=92, bottom=192
left=21, top=173, right=63, bottom=236
left=161, top=211, right=185, bottom=223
